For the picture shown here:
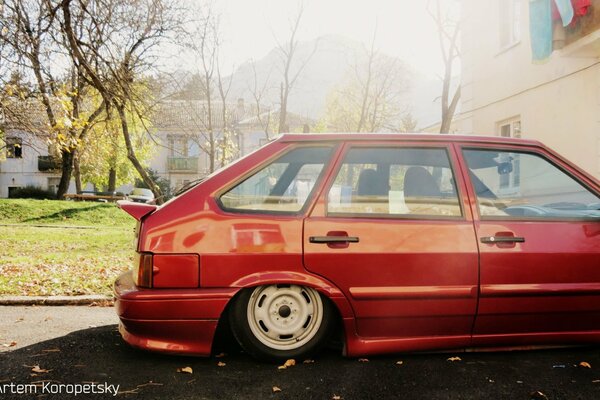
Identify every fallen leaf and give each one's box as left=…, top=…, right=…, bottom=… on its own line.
left=529, top=390, right=548, bottom=400
left=176, top=367, right=193, bottom=374
left=579, top=362, right=592, bottom=369
left=278, top=359, right=296, bottom=370
left=592, top=379, right=600, bottom=383
left=447, top=357, right=462, bottom=362
left=358, top=358, right=369, bottom=362
left=1, top=342, right=17, bottom=348
left=217, top=362, right=226, bottom=367
left=396, top=361, right=404, bottom=366
left=303, top=359, right=315, bottom=364
left=31, top=366, right=50, bottom=374
left=215, top=352, right=227, bottom=358
left=332, top=395, right=342, bottom=400
left=272, top=386, right=282, bottom=393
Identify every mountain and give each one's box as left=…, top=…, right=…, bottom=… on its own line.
left=167, top=35, right=443, bottom=130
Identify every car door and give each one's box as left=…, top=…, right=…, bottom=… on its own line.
left=460, top=144, right=600, bottom=346
left=303, top=142, right=479, bottom=344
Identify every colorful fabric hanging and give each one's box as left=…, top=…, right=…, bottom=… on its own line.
left=553, top=0, right=574, bottom=26
left=573, top=0, right=592, bottom=16
left=530, top=0, right=553, bottom=62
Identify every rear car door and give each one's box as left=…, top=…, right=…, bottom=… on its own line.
left=303, top=142, right=479, bottom=344
left=460, top=145, right=600, bottom=345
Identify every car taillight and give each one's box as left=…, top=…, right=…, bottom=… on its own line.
left=134, top=252, right=153, bottom=288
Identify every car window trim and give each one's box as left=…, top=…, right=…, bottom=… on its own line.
left=461, top=146, right=600, bottom=222
left=324, top=144, right=466, bottom=221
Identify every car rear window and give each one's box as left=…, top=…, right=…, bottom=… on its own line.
left=219, top=146, right=332, bottom=214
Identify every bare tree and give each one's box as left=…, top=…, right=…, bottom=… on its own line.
left=428, top=0, right=461, bottom=134
left=274, top=5, right=317, bottom=134
left=59, top=0, right=185, bottom=202
left=247, top=60, right=274, bottom=140
left=323, top=28, right=411, bottom=133
left=167, top=3, right=241, bottom=174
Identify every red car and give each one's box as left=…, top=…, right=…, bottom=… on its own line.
left=114, top=134, right=600, bottom=361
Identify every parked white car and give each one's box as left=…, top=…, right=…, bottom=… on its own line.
left=127, top=188, right=154, bottom=204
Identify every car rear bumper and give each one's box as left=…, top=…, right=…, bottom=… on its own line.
left=114, top=271, right=238, bottom=356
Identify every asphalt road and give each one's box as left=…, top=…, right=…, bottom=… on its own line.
left=1, top=306, right=600, bottom=399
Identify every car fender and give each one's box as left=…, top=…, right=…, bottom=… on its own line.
left=230, top=271, right=355, bottom=319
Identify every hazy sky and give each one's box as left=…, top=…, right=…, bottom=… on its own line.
left=178, top=0, right=458, bottom=79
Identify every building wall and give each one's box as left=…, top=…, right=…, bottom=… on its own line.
left=460, top=0, right=600, bottom=178
left=0, top=131, right=69, bottom=198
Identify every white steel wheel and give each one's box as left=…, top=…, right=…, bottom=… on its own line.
left=229, top=284, right=333, bottom=361
left=247, top=285, right=323, bottom=350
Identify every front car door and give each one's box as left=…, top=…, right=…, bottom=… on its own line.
left=460, top=144, right=600, bottom=346
left=303, top=142, right=479, bottom=352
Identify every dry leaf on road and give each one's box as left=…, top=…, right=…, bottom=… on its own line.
left=529, top=390, right=549, bottom=400
left=579, top=361, right=592, bottom=369
left=447, top=357, right=462, bottom=362
left=396, top=361, right=404, bottom=365
left=217, top=362, right=226, bottom=367
left=358, top=358, right=369, bottom=362
left=31, top=366, right=50, bottom=373
left=176, top=367, right=193, bottom=374
left=303, top=359, right=315, bottom=364
left=278, top=359, right=296, bottom=370
left=272, top=386, right=282, bottom=393
left=332, top=395, right=342, bottom=400
left=1, top=342, right=17, bottom=348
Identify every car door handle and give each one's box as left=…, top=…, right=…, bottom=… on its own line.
left=309, top=236, right=360, bottom=244
left=480, top=236, right=525, bottom=244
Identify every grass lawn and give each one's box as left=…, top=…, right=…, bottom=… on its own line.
left=0, top=199, right=135, bottom=296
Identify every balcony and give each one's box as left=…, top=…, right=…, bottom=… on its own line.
left=561, top=0, right=600, bottom=57
left=38, top=155, right=61, bottom=172
left=167, top=156, right=199, bottom=173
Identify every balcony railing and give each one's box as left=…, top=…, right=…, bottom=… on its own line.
left=38, top=155, right=61, bottom=172
left=167, top=156, right=199, bottom=173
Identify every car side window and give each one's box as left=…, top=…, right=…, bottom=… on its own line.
left=220, top=147, right=332, bottom=214
left=327, top=147, right=462, bottom=217
left=463, top=149, right=600, bottom=219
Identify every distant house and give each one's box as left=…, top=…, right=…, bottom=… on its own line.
left=444, top=0, right=600, bottom=179
left=145, top=99, right=314, bottom=192
left=0, top=102, right=65, bottom=198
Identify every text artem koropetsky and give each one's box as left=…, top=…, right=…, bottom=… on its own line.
left=0, top=382, right=120, bottom=397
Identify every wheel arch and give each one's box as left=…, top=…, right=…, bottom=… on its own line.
left=229, top=271, right=354, bottom=319
left=212, top=271, right=354, bottom=356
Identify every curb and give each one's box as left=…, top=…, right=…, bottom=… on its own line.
left=0, top=295, right=113, bottom=306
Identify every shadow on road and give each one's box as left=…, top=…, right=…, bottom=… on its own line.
left=1, top=325, right=599, bottom=399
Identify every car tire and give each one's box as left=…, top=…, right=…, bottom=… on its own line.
left=229, top=284, right=334, bottom=362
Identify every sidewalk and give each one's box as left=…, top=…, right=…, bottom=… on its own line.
left=0, top=305, right=117, bottom=351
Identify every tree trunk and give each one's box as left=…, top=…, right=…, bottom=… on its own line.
left=56, top=149, right=74, bottom=200
left=278, top=82, right=288, bottom=134
left=107, top=168, right=117, bottom=193
left=116, top=103, right=164, bottom=204
left=73, top=151, right=82, bottom=193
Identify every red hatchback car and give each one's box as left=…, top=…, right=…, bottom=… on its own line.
left=114, top=133, right=600, bottom=361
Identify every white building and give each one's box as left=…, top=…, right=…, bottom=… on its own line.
left=454, top=0, right=600, bottom=179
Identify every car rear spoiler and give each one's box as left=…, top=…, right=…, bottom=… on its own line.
left=117, top=200, right=157, bottom=221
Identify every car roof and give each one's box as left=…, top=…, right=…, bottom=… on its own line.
left=277, top=133, right=543, bottom=147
